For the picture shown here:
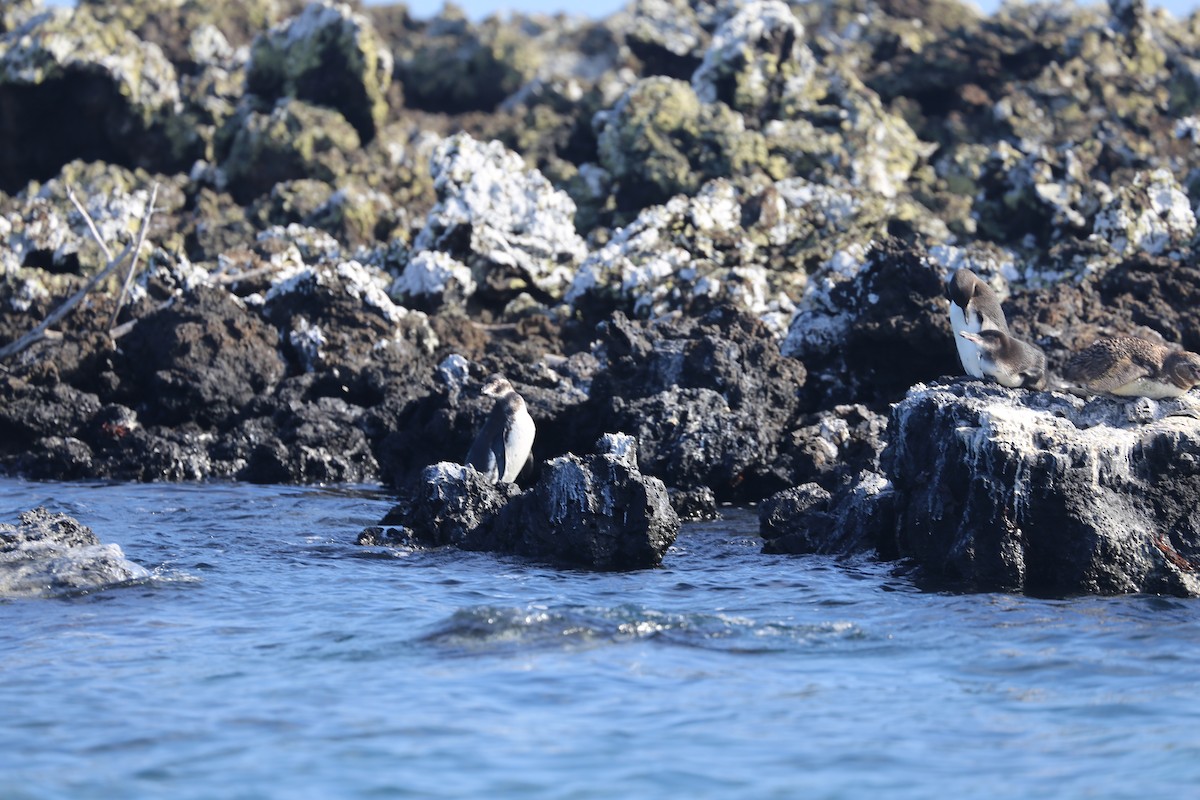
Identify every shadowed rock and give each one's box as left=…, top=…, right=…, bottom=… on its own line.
left=361, top=434, right=679, bottom=571
left=588, top=307, right=807, bottom=500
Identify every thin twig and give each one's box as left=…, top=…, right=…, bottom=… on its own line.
left=108, top=182, right=159, bottom=331
left=214, top=264, right=282, bottom=285
left=0, top=240, right=134, bottom=362
left=66, top=186, right=114, bottom=264
left=109, top=296, right=175, bottom=340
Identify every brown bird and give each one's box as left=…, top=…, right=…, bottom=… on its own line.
left=958, top=329, right=1047, bottom=390
left=1063, top=337, right=1200, bottom=399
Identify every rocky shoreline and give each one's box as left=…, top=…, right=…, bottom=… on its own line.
left=4, top=0, right=1200, bottom=592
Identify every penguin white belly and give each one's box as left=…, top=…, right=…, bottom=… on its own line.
left=500, top=408, right=536, bottom=483
left=950, top=304, right=984, bottom=378
left=1109, top=379, right=1187, bottom=399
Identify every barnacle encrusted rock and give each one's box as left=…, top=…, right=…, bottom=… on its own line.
left=258, top=230, right=435, bottom=375
left=882, top=380, right=1200, bottom=597
left=246, top=0, right=393, bottom=143
left=567, top=176, right=895, bottom=333
left=403, top=133, right=586, bottom=308
left=1, top=161, right=186, bottom=280
left=0, top=6, right=191, bottom=192
left=1092, top=168, right=1195, bottom=256
left=691, top=0, right=818, bottom=118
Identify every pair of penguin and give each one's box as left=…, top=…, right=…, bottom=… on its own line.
left=947, top=268, right=1200, bottom=398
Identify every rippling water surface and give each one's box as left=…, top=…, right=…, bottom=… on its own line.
left=1, top=478, right=1197, bottom=798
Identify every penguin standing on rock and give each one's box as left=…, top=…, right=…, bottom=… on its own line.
left=1063, top=337, right=1200, bottom=399
left=466, top=376, right=536, bottom=484
left=958, top=329, right=1048, bottom=390
left=946, top=267, right=1009, bottom=378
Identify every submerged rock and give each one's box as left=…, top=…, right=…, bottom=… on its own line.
left=364, top=434, right=679, bottom=571
left=0, top=507, right=149, bottom=598
left=881, top=380, right=1200, bottom=596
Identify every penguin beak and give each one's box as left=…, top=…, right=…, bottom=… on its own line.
left=958, top=331, right=983, bottom=344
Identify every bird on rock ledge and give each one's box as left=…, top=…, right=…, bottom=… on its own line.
left=466, top=375, right=536, bottom=484
left=1063, top=336, right=1200, bottom=399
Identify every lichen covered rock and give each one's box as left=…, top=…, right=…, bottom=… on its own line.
left=218, top=98, right=361, bottom=202
left=596, top=76, right=769, bottom=214
left=246, top=1, right=393, bottom=143
left=0, top=7, right=192, bottom=192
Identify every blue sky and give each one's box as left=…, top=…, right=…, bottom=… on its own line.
left=395, top=1, right=1198, bottom=20
left=33, top=1, right=1200, bottom=20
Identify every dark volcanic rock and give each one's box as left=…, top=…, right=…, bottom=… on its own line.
left=0, top=507, right=149, bottom=598
left=497, top=433, right=679, bottom=570
left=784, top=404, right=888, bottom=488
left=759, top=471, right=893, bottom=556
left=881, top=380, right=1200, bottom=596
left=783, top=237, right=959, bottom=409
left=589, top=307, right=806, bottom=500
left=117, top=285, right=286, bottom=427
left=366, top=434, right=679, bottom=571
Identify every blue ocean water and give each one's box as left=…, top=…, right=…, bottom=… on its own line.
left=1, top=478, right=1197, bottom=799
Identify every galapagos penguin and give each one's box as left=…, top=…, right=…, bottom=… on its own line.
left=1063, top=337, right=1200, bottom=399
left=947, top=267, right=1009, bottom=378
left=466, top=376, right=536, bottom=483
left=958, top=329, right=1048, bottom=390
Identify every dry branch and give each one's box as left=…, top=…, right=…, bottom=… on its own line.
left=0, top=183, right=158, bottom=363
left=108, top=183, right=159, bottom=330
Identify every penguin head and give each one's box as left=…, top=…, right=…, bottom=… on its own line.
left=480, top=375, right=515, bottom=397
left=1167, top=351, right=1200, bottom=389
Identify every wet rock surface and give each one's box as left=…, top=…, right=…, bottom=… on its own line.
left=0, top=507, right=150, bottom=598
left=882, top=381, right=1200, bottom=596
left=4, top=0, right=1200, bottom=587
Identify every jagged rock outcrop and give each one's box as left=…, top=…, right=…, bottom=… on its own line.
left=0, top=507, right=149, bottom=598
left=587, top=307, right=807, bottom=500
left=783, top=237, right=959, bottom=408
left=362, top=434, right=679, bottom=571
left=759, top=471, right=891, bottom=556
left=246, top=1, right=393, bottom=143
left=117, top=284, right=286, bottom=427
left=0, top=7, right=194, bottom=192
left=881, top=380, right=1200, bottom=596
left=397, top=133, right=586, bottom=310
